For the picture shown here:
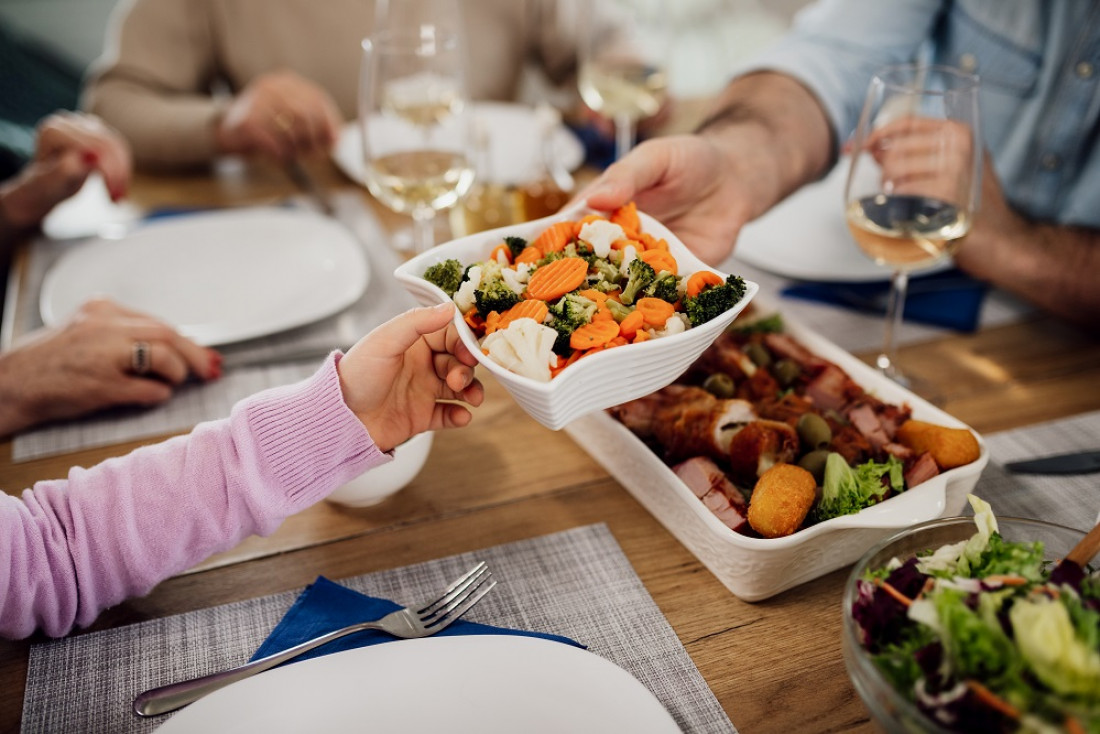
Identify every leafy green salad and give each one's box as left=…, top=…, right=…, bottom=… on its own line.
left=852, top=496, right=1100, bottom=732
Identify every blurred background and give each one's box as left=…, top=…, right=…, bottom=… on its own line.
left=0, top=0, right=810, bottom=178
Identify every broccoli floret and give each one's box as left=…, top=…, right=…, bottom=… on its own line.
left=536, top=250, right=566, bottom=267
left=683, top=275, right=747, bottom=326
left=588, top=258, right=621, bottom=289
left=547, top=293, right=598, bottom=355
left=504, top=236, right=527, bottom=259
left=643, top=272, right=681, bottom=303
left=620, top=258, right=656, bottom=305
left=474, top=278, right=521, bottom=318
left=604, top=299, right=633, bottom=322
left=422, top=259, right=465, bottom=298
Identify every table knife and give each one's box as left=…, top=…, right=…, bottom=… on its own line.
left=1004, top=450, right=1100, bottom=475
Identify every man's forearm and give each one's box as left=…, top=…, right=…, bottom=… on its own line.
left=696, top=71, right=836, bottom=218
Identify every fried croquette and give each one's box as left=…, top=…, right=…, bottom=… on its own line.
left=747, top=463, right=817, bottom=538
left=895, top=419, right=980, bottom=470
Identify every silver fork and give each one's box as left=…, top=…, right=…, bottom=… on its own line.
left=133, top=562, right=496, bottom=717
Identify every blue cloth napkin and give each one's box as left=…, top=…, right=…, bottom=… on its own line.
left=250, top=576, right=585, bottom=665
left=780, top=267, right=988, bottom=332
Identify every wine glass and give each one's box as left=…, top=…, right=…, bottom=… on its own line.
left=578, top=0, right=671, bottom=161
left=844, top=64, right=981, bottom=385
left=359, top=1, right=474, bottom=255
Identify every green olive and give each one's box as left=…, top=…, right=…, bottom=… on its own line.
left=702, top=372, right=736, bottom=399
left=798, top=449, right=831, bottom=485
left=773, top=358, right=801, bottom=387
left=744, top=342, right=772, bottom=368
left=797, top=413, right=833, bottom=450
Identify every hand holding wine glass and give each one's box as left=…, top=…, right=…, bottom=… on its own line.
left=359, top=0, right=474, bottom=255
left=844, top=64, right=981, bottom=385
left=578, top=0, right=670, bottom=161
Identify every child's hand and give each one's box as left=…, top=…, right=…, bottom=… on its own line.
left=337, top=303, right=484, bottom=452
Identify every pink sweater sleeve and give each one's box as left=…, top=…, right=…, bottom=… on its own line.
left=0, top=354, right=389, bottom=639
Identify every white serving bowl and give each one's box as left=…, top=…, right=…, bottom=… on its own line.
left=326, top=431, right=434, bottom=508
left=394, top=203, right=758, bottom=430
left=563, top=306, right=989, bottom=601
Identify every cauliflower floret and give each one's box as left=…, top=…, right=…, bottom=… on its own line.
left=648, top=313, right=689, bottom=339
left=480, top=317, right=559, bottom=382
left=618, top=244, right=639, bottom=276
left=501, top=264, right=531, bottom=295
left=579, top=220, right=625, bottom=258
left=453, top=265, right=482, bottom=313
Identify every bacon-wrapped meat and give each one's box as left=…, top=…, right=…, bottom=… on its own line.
left=674, top=456, right=749, bottom=532
left=726, top=419, right=799, bottom=485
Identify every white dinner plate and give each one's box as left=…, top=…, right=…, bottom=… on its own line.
left=40, top=207, right=370, bottom=346
left=734, top=156, right=948, bottom=282
left=333, top=101, right=585, bottom=188
left=153, top=635, right=680, bottom=733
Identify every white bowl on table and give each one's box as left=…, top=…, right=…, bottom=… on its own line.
left=326, top=431, right=434, bottom=507
left=393, top=203, right=758, bottom=431
left=563, top=308, right=989, bottom=601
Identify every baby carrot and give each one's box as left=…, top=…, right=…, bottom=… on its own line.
left=569, top=319, right=620, bottom=350
left=530, top=220, right=581, bottom=254
left=638, top=248, right=678, bottom=276
left=686, top=270, right=724, bottom=298
left=635, top=297, right=676, bottom=327
left=524, top=257, right=588, bottom=301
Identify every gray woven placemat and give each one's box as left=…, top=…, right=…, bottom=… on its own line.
left=22, top=524, right=734, bottom=733
left=970, top=409, right=1100, bottom=530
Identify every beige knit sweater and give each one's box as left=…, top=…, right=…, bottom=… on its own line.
left=83, top=0, right=578, bottom=169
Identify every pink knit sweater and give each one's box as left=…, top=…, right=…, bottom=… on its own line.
left=0, top=355, right=387, bottom=639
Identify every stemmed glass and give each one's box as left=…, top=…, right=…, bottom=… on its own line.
left=359, top=0, right=474, bottom=255
left=578, top=0, right=670, bottom=161
left=844, top=64, right=981, bottom=385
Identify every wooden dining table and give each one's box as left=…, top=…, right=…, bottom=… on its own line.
left=2, top=148, right=1099, bottom=734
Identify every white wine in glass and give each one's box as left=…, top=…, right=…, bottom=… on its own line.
left=844, top=64, right=981, bottom=385
left=578, top=0, right=670, bottom=160
left=359, top=11, right=473, bottom=255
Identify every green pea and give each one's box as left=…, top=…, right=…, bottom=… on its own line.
left=798, top=449, right=831, bottom=485
left=702, top=372, right=735, bottom=399
left=797, top=413, right=833, bottom=449
left=773, top=358, right=801, bottom=387
left=744, top=342, right=772, bottom=368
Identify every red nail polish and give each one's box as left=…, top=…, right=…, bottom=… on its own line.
left=82, top=149, right=99, bottom=165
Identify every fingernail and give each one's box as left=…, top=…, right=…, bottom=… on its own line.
left=432, top=302, right=452, bottom=312
left=82, top=149, right=99, bottom=165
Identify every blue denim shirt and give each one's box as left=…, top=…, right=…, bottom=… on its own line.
left=747, top=0, right=1100, bottom=227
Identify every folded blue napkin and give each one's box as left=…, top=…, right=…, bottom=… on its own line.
left=780, top=267, right=988, bottom=332
left=251, top=576, right=584, bottom=665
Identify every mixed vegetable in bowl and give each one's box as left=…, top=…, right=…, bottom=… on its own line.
left=849, top=496, right=1100, bottom=732
left=420, top=202, right=746, bottom=382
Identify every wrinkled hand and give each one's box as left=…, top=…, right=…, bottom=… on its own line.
left=0, top=299, right=221, bottom=438
left=579, top=134, right=760, bottom=265
left=0, top=112, right=131, bottom=233
left=215, top=70, right=343, bottom=162
left=863, top=116, right=978, bottom=207
left=337, top=303, right=484, bottom=452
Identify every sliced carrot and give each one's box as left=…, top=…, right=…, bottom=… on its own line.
left=635, top=297, right=676, bottom=327
left=876, top=579, right=913, bottom=608
left=617, top=309, right=646, bottom=340
left=499, top=299, right=549, bottom=329
left=525, top=257, right=588, bottom=301
left=530, top=220, right=581, bottom=254
left=964, top=680, right=1020, bottom=720
left=463, top=309, right=486, bottom=335
left=638, top=248, right=678, bottom=276
left=484, top=310, right=503, bottom=335
left=637, top=232, right=668, bottom=251
left=515, top=245, right=543, bottom=265
left=686, top=270, right=724, bottom=298
left=609, top=201, right=640, bottom=237
left=606, top=336, right=629, bottom=348
left=633, top=329, right=652, bottom=343
left=490, top=243, right=513, bottom=265
left=592, top=303, right=616, bottom=322
left=569, top=319, right=620, bottom=350
left=577, top=289, right=608, bottom=305
left=984, top=574, right=1029, bottom=587
left=611, top=237, right=644, bottom=252
left=580, top=213, right=607, bottom=226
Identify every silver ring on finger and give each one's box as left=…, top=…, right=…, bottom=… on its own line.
left=131, top=340, right=152, bottom=375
